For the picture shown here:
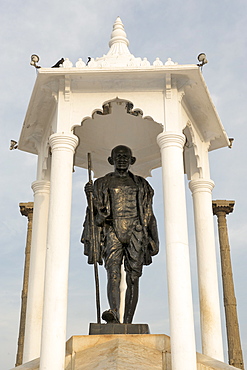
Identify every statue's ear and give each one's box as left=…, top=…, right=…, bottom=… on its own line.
left=131, top=156, right=136, bottom=165
left=108, top=156, right=114, bottom=165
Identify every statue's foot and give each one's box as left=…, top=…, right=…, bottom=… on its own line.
left=102, top=309, right=120, bottom=324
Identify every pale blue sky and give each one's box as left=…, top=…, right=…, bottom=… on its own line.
left=1, top=0, right=247, bottom=368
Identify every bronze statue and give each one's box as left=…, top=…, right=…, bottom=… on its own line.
left=82, top=145, right=159, bottom=324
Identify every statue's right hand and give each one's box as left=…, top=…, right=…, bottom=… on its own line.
left=84, top=181, right=94, bottom=195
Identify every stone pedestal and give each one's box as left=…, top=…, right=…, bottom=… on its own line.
left=12, top=334, right=242, bottom=370
left=65, top=334, right=170, bottom=370
left=89, top=323, right=150, bottom=335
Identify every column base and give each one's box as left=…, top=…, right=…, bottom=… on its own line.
left=89, top=322, right=150, bottom=335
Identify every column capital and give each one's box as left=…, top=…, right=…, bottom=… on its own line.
left=31, top=180, right=50, bottom=195
left=49, top=133, right=78, bottom=152
left=189, top=178, right=215, bottom=194
left=19, top=202, right=34, bottom=217
left=157, top=131, right=185, bottom=150
left=212, top=200, right=235, bottom=216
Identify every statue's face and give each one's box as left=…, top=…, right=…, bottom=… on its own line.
left=112, top=146, right=132, bottom=171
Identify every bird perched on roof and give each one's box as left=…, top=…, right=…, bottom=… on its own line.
left=10, top=140, right=18, bottom=150
left=51, top=58, right=65, bottom=68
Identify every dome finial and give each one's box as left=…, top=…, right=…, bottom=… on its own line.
left=108, top=17, right=130, bottom=51
left=94, top=17, right=143, bottom=66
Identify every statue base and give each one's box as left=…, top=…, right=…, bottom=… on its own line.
left=12, top=334, right=240, bottom=369
left=89, top=323, right=150, bottom=335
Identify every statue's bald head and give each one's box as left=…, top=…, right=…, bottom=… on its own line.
left=111, top=145, right=132, bottom=158
left=108, top=145, right=136, bottom=167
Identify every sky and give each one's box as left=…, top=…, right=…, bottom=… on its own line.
left=1, top=0, right=247, bottom=368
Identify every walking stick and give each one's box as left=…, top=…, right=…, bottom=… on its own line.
left=87, top=153, right=101, bottom=323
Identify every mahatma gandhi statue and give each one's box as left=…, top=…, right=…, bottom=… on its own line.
left=81, top=145, right=159, bottom=324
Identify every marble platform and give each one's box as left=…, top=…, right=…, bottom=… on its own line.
left=11, top=334, right=240, bottom=369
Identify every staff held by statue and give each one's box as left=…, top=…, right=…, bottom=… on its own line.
left=87, top=153, right=101, bottom=323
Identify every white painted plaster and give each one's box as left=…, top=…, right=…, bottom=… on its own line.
left=157, top=132, right=197, bottom=370
left=23, top=180, right=50, bottom=363
left=74, top=98, right=163, bottom=178
left=39, top=133, right=78, bottom=370
left=189, top=179, right=224, bottom=361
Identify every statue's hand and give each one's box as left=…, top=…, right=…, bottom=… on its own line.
left=148, top=239, right=159, bottom=256
left=84, top=181, right=94, bottom=195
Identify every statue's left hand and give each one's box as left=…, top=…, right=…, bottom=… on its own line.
left=85, top=181, right=93, bottom=195
left=148, top=239, right=159, bottom=256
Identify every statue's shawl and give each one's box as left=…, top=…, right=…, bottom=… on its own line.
left=81, top=171, right=159, bottom=265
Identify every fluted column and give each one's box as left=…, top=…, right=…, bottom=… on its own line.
left=157, top=131, right=197, bottom=370
left=213, top=200, right=244, bottom=369
left=189, top=179, right=224, bottom=361
left=16, top=203, right=33, bottom=367
left=40, top=133, right=78, bottom=370
left=22, top=181, right=50, bottom=363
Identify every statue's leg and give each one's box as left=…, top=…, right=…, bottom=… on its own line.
left=104, top=228, right=124, bottom=321
left=123, top=273, right=139, bottom=324
left=106, top=264, right=122, bottom=320
left=123, top=229, right=144, bottom=323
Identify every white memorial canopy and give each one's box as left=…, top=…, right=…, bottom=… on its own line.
left=17, top=17, right=230, bottom=370
left=18, top=17, right=229, bottom=178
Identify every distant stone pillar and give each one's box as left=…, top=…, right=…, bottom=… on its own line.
left=213, top=200, right=244, bottom=370
left=157, top=132, right=197, bottom=370
left=15, top=203, right=33, bottom=367
left=189, top=179, right=224, bottom=361
left=40, top=133, right=78, bottom=370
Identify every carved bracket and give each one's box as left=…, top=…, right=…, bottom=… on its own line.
left=165, top=73, right=172, bottom=99
left=183, top=121, right=210, bottom=180
left=64, top=76, right=71, bottom=102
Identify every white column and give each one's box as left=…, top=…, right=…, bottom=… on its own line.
left=23, top=180, right=50, bottom=363
left=157, top=131, right=197, bottom=370
left=40, top=133, right=78, bottom=370
left=189, top=179, right=224, bottom=361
